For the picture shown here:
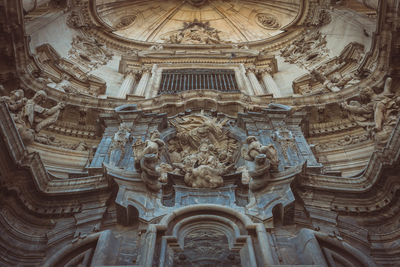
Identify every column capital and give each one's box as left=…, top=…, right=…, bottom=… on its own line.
left=256, top=66, right=273, bottom=76
left=125, top=69, right=143, bottom=79
left=245, top=65, right=256, bottom=74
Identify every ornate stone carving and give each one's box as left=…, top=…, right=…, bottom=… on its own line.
left=66, top=11, right=89, bottom=29
left=162, top=20, right=226, bottom=45
left=280, top=30, right=328, bottom=67
left=34, top=133, right=89, bottom=151
left=109, top=123, right=131, bottom=166
left=314, top=134, right=370, bottom=152
left=133, top=130, right=171, bottom=191
left=241, top=136, right=279, bottom=191
left=311, top=69, right=360, bottom=93
left=341, top=78, right=400, bottom=144
left=168, top=114, right=238, bottom=188
left=307, top=7, right=331, bottom=26
left=115, top=15, right=136, bottom=30
left=11, top=90, right=65, bottom=144
left=256, top=13, right=280, bottom=29
left=1, top=89, right=26, bottom=116
left=68, top=35, right=113, bottom=71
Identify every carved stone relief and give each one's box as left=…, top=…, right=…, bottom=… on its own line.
left=341, top=78, right=400, bottom=145
left=68, top=35, right=113, bottom=71
left=66, top=11, right=89, bottom=29
left=256, top=13, right=280, bottom=29
left=133, top=130, right=172, bottom=191
left=168, top=113, right=238, bottom=188
left=162, top=20, right=227, bottom=45
left=280, top=30, right=328, bottom=68
left=3, top=90, right=65, bottom=145
left=109, top=123, right=131, bottom=166
left=241, top=136, right=280, bottom=191
left=174, top=228, right=241, bottom=266
left=114, top=15, right=137, bottom=30
left=314, top=133, right=370, bottom=152
left=293, top=43, right=365, bottom=95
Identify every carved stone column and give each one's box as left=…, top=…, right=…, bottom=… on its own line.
left=260, top=68, right=281, bottom=98
left=117, top=71, right=139, bottom=99
left=234, top=67, right=246, bottom=93
left=150, top=67, right=163, bottom=98
left=246, top=67, right=265, bottom=95
left=133, top=67, right=151, bottom=97
left=239, top=64, right=255, bottom=95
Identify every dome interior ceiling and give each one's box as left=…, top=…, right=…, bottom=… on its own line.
left=95, top=0, right=301, bottom=43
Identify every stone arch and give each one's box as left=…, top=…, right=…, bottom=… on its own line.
left=116, top=202, right=140, bottom=226
left=297, top=229, right=378, bottom=267
left=138, top=204, right=278, bottom=266
left=43, top=232, right=101, bottom=267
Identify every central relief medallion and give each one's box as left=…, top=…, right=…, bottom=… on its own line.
left=167, top=114, right=238, bottom=188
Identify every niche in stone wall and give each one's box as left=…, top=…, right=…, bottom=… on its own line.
left=173, top=225, right=241, bottom=266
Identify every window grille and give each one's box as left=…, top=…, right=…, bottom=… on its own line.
left=158, top=69, right=239, bottom=95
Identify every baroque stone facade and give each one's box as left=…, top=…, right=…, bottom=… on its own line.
left=0, top=0, right=399, bottom=266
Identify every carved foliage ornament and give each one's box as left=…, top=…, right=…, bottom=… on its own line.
left=256, top=13, right=280, bottom=30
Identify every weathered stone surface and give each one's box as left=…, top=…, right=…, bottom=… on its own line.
left=0, top=0, right=399, bottom=266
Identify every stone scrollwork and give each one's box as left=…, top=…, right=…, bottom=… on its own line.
left=241, top=136, right=279, bottom=191
left=341, top=77, right=400, bottom=145
left=256, top=13, right=280, bottom=30
left=168, top=114, right=238, bottom=188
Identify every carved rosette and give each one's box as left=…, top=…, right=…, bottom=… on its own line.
left=256, top=13, right=280, bottom=30
left=114, top=15, right=137, bottom=30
